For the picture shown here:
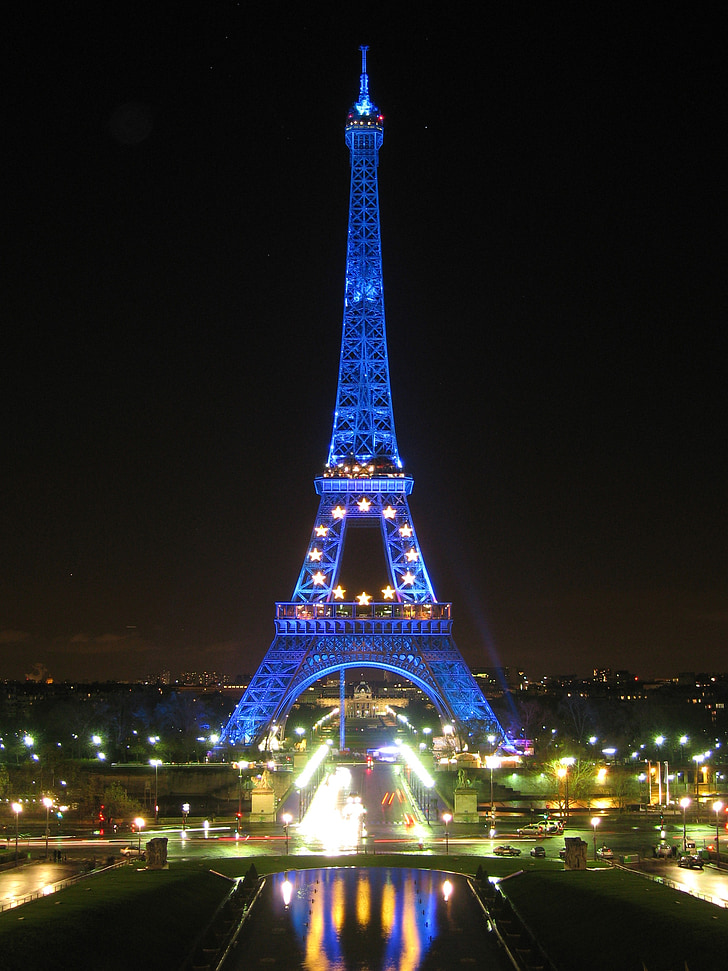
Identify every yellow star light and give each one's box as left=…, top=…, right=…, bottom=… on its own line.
left=332, top=585, right=346, bottom=599
left=401, top=571, right=416, bottom=585
left=357, top=497, right=371, bottom=512
left=405, top=549, right=419, bottom=562
left=312, top=571, right=327, bottom=586
left=332, top=506, right=346, bottom=519
left=399, top=524, right=412, bottom=537
left=357, top=592, right=372, bottom=606
left=382, top=506, right=396, bottom=519
left=315, top=525, right=328, bottom=537
left=382, top=585, right=396, bottom=600
left=309, top=548, right=322, bottom=561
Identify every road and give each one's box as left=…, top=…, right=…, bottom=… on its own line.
left=5, top=760, right=727, bottom=912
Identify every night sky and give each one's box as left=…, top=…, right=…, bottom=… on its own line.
left=3, top=6, right=725, bottom=683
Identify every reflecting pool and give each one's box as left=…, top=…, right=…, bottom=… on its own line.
left=228, top=867, right=509, bottom=970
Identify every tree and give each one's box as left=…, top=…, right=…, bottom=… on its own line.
left=101, top=782, right=144, bottom=826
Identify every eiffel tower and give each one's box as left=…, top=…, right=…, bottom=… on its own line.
left=222, top=48, right=504, bottom=749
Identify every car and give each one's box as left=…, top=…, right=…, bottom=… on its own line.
left=678, top=854, right=703, bottom=870
left=543, top=821, right=563, bottom=834
left=516, top=823, right=544, bottom=835
left=493, top=844, right=521, bottom=857
left=559, top=847, right=566, bottom=859
left=530, top=845, right=546, bottom=858
left=596, top=846, right=614, bottom=859
left=120, top=846, right=145, bottom=860
left=655, top=844, right=674, bottom=858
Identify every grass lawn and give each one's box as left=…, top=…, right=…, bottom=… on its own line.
left=1, top=855, right=725, bottom=970
left=502, top=867, right=728, bottom=971
left=0, top=863, right=233, bottom=971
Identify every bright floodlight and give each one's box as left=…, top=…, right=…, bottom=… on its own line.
left=399, top=745, right=434, bottom=788
left=295, top=744, right=330, bottom=789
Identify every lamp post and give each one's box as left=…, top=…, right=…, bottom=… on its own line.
left=591, top=816, right=600, bottom=861
left=43, top=796, right=53, bottom=859
left=282, top=813, right=292, bottom=855
left=679, top=736, right=688, bottom=791
left=150, top=759, right=162, bottom=824
left=11, top=802, right=22, bottom=866
left=680, top=797, right=690, bottom=851
left=134, top=817, right=145, bottom=854
left=181, top=803, right=189, bottom=832
left=655, top=736, right=664, bottom=805
left=443, top=812, right=452, bottom=855
left=713, top=800, right=723, bottom=863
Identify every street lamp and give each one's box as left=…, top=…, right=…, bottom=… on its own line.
left=150, top=759, right=162, bottom=824
left=11, top=802, right=22, bottom=866
left=181, top=803, right=190, bottom=833
left=443, top=812, right=452, bottom=855
left=713, top=800, right=723, bottom=863
left=134, top=817, right=145, bottom=854
left=680, top=797, right=690, bottom=851
left=558, top=758, right=574, bottom=821
left=282, top=812, right=292, bottom=854
left=43, top=796, right=53, bottom=859
left=679, top=736, right=688, bottom=790
left=591, top=816, right=600, bottom=861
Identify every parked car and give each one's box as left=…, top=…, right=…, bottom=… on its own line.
left=559, top=847, right=567, bottom=859
left=678, top=854, right=703, bottom=870
left=494, top=845, right=521, bottom=857
left=120, top=846, right=145, bottom=860
left=596, top=846, right=614, bottom=859
left=530, top=845, right=546, bottom=858
left=655, top=844, right=674, bottom=858
left=516, top=823, right=544, bottom=835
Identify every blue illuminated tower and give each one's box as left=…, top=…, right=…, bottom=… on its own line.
left=222, top=49, right=504, bottom=748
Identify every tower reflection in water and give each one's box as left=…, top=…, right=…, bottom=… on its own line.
left=273, top=868, right=454, bottom=971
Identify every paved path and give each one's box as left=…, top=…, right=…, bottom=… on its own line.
left=0, top=861, right=85, bottom=912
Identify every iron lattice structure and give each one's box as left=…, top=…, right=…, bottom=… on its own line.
left=222, top=49, right=504, bottom=748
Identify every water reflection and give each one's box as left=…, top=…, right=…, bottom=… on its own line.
left=231, top=867, right=507, bottom=970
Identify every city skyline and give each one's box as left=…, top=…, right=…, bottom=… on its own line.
left=3, top=8, right=724, bottom=684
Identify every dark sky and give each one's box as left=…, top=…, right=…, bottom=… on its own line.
left=3, top=5, right=725, bottom=684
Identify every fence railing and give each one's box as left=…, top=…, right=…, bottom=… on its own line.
left=0, top=860, right=127, bottom=913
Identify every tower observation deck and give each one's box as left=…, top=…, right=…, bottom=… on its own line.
left=221, top=49, right=504, bottom=750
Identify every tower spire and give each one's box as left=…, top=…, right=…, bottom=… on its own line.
left=357, top=44, right=371, bottom=112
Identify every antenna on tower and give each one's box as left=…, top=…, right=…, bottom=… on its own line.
left=358, top=44, right=370, bottom=104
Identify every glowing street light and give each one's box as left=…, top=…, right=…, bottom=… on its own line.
left=443, top=812, right=452, bottom=855
left=43, top=796, right=53, bottom=859
left=134, top=817, right=145, bottom=854
left=442, top=879, right=453, bottom=902
left=680, top=797, right=691, bottom=851
left=558, top=758, right=575, bottom=821
left=282, top=812, right=292, bottom=854
left=11, top=802, right=22, bottom=866
left=150, top=759, right=162, bottom=824
left=713, top=800, right=723, bottom=862
left=591, top=816, right=600, bottom=861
